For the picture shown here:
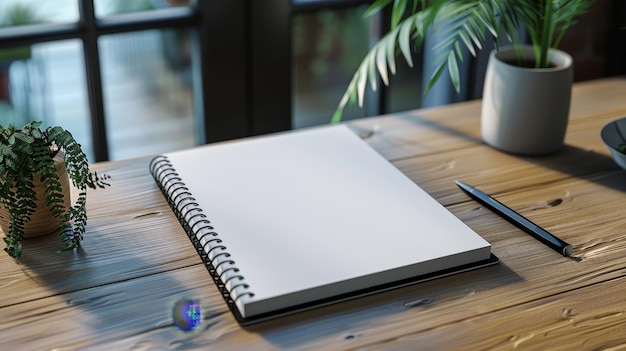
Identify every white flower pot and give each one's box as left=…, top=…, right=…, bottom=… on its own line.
left=481, top=46, right=573, bottom=155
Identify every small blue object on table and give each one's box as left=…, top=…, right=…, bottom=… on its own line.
left=172, top=298, right=203, bottom=331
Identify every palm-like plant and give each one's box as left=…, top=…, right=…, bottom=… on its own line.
left=332, top=0, right=594, bottom=123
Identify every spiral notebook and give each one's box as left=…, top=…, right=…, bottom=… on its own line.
left=149, top=125, right=496, bottom=325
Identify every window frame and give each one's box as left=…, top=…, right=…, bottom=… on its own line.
left=0, top=0, right=622, bottom=161
left=0, top=1, right=203, bottom=161
left=0, top=0, right=378, bottom=162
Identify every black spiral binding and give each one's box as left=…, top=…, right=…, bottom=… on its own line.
left=149, top=156, right=255, bottom=322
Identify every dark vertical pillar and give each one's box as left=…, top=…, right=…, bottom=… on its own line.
left=608, top=0, right=626, bottom=76
left=195, top=0, right=249, bottom=143
left=250, top=0, right=292, bottom=135
left=79, top=0, right=109, bottom=161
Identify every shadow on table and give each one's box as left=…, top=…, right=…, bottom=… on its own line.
left=7, top=220, right=208, bottom=349
left=359, top=111, right=626, bottom=194
left=247, top=260, right=521, bottom=349
left=516, top=144, right=626, bottom=193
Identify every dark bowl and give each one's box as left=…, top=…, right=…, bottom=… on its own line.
left=601, top=117, right=626, bottom=170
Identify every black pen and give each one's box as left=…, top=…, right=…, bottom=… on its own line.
left=455, top=180, right=573, bottom=257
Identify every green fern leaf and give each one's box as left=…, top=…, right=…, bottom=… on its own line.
left=0, top=122, right=111, bottom=257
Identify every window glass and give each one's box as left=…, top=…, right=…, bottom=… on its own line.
left=292, top=5, right=379, bottom=129
left=385, top=50, right=424, bottom=113
left=0, top=40, right=93, bottom=161
left=293, top=2, right=426, bottom=125
left=95, top=0, right=190, bottom=17
left=0, top=0, right=78, bottom=26
left=99, top=29, right=195, bottom=160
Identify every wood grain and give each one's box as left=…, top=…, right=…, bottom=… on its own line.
left=2, top=77, right=626, bottom=350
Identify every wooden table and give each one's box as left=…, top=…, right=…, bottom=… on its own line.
left=3, top=77, right=626, bottom=350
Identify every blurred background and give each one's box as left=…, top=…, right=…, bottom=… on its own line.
left=0, top=0, right=623, bottom=162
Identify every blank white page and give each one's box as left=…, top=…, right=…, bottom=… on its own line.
left=163, top=125, right=491, bottom=318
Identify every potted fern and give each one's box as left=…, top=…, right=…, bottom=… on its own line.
left=334, top=0, right=594, bottom=154
left=0, top=121, right=109, bottom=258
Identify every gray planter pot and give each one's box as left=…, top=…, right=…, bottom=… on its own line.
left=481, top=46, right=573, bottom=155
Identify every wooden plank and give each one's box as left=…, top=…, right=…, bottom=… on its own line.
left=347, top=101, right=485, bottom=161
left=2, top=77, right=626, bottom=350
left=392, top=142, right=619, bottom=207
left=339, top=277, right=626, bottom=351
left=347, top=77, right=626, bottom=207
left=0, top=157, right=203, bottom=308
left=4, top=170, right=626, bottom=350
left=348, top=76, right=626, bottom=162
left=1, top=264, right=229, bottom=350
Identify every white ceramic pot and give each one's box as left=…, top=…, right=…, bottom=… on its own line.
left=481, top=46, right=573, bottom=155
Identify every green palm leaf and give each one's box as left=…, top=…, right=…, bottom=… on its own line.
left=333, top=0, right=594, bottom=123
left=332, top=0, right=519, bottom=123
